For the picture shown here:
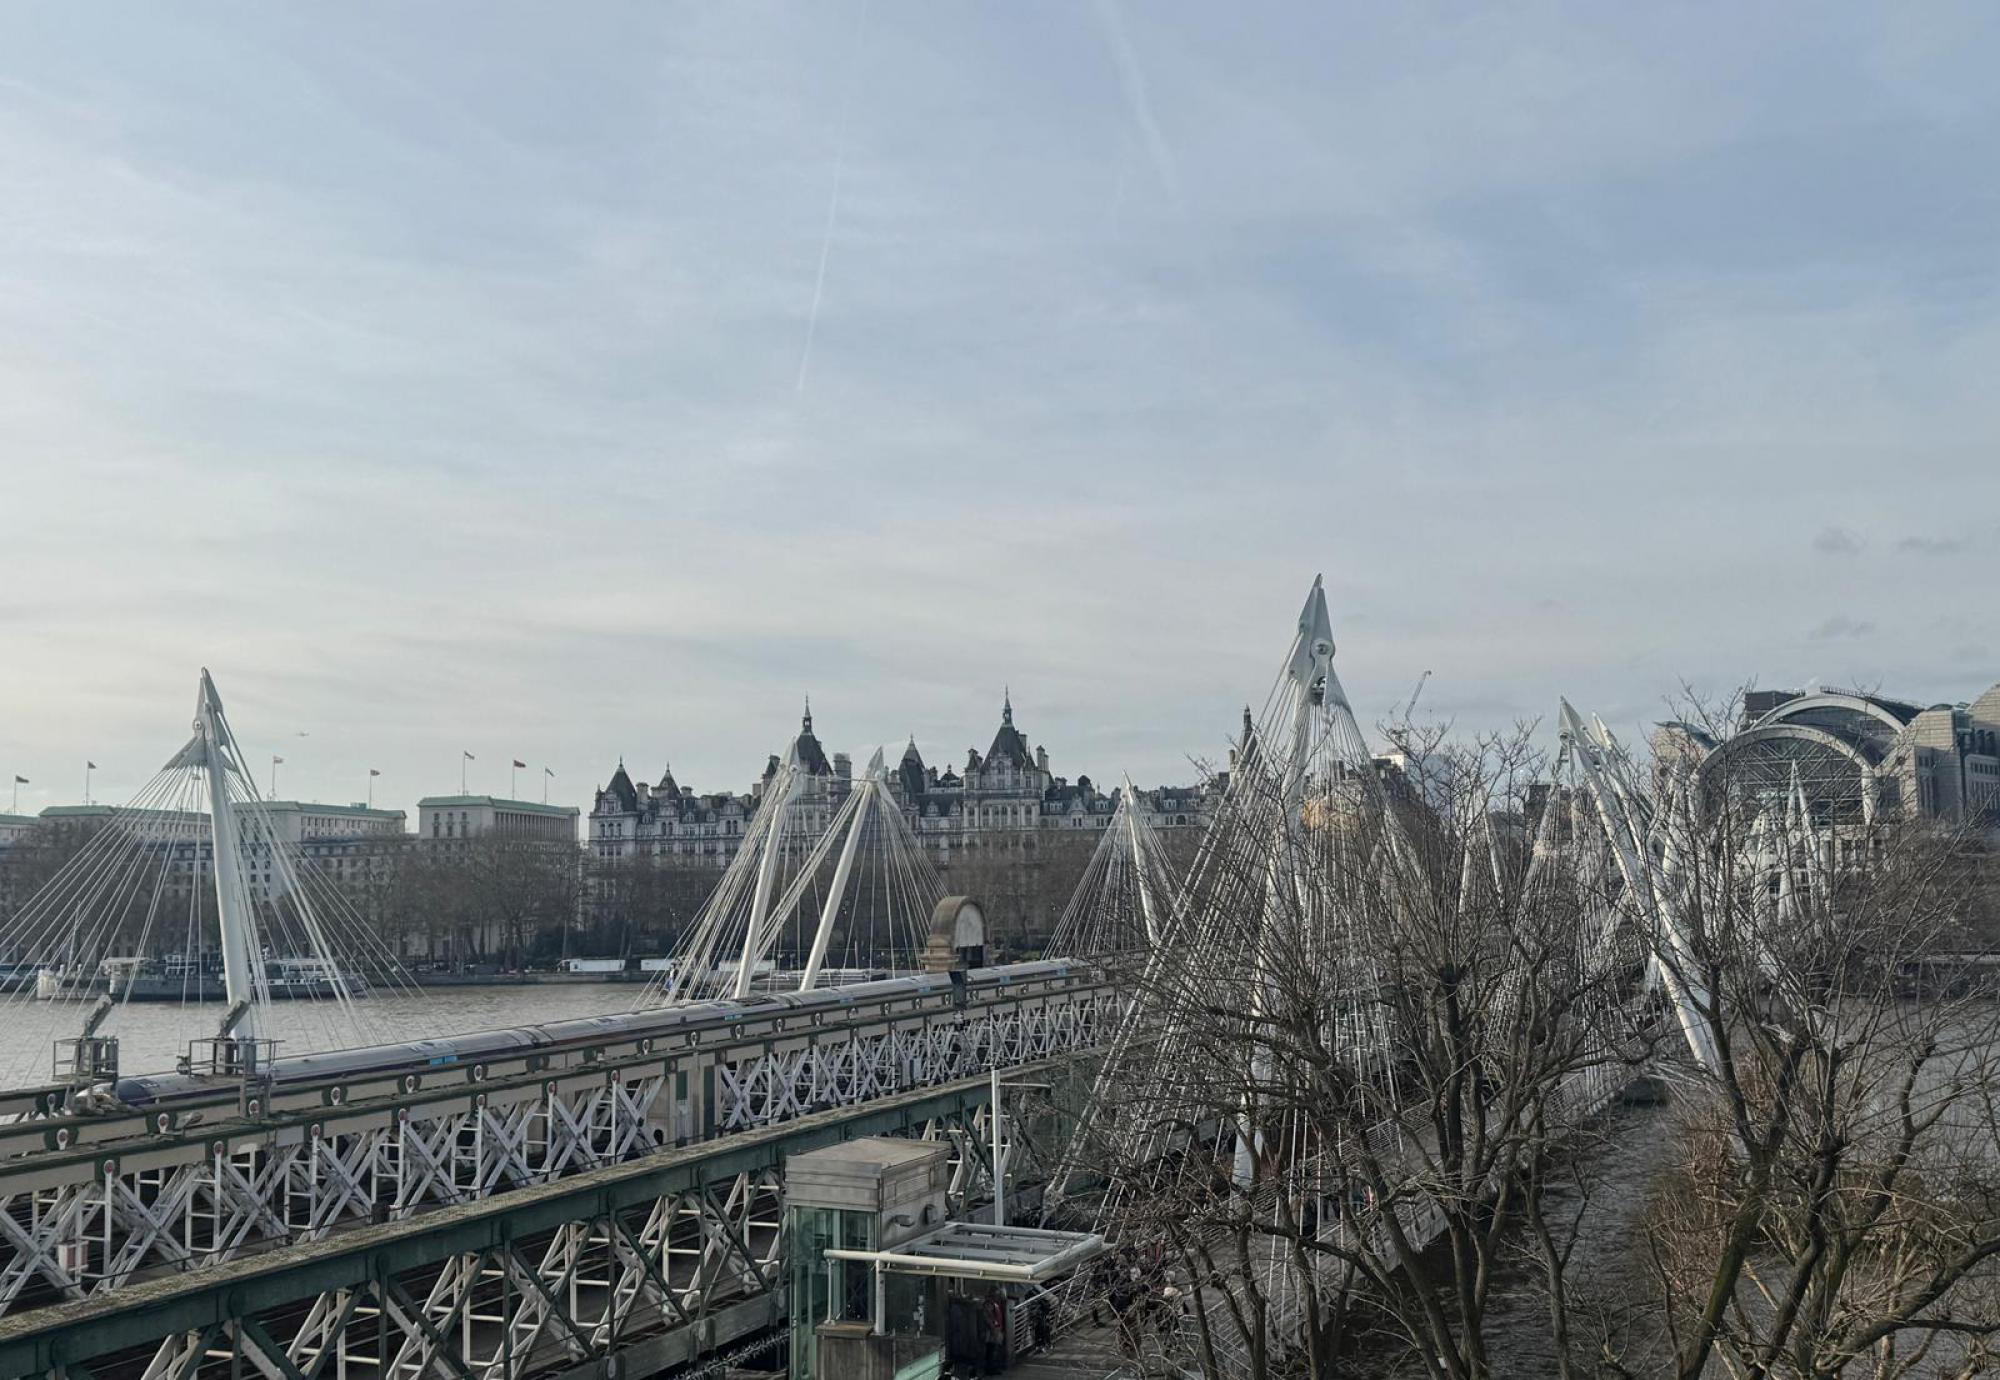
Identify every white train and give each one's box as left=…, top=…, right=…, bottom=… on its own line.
left=105, top=960, right=1089, bottom=1112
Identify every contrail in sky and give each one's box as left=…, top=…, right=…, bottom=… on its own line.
left=796, top=0, right=870, bottom=396
left=1093, top=0, right=1183, bottom=211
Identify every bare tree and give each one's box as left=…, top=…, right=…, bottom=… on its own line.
left=1081, top=725, right=1647, bottom=1380
left=1632, top=701, right=2000, bottom=1380
left=581, top=851, right=715, bottom=959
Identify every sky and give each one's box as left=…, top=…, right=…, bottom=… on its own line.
left=2, top=3, right=1997, bottom=821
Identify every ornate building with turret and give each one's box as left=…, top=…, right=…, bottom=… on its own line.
left=587, top=694, right=1211, bottom=867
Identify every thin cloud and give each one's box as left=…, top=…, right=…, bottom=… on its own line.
left=1894, top=534, right=1966, bottom=555
left=1809, top=616, right=1876, bottom=641
left=1813, top=526, right=1866, bottom=555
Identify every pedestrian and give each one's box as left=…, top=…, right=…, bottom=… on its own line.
left=980, top=1287, right=1007, bottom=1375
left=1089, top=1254, right=1116, bottom=1327
left=1029, top=1293, right=1052, bottom=1350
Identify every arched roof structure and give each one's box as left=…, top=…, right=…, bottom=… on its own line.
left=1696, top=720, right=1884, bottom=825
left=1749, top=691, right=1919, bottom=756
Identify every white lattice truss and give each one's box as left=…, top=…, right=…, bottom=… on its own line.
left=66, top=1090, right=1035, bottom=1380
left=0, top=984, right=1111, bottom=1326
left=119, top=1170, right=792, bottom=1380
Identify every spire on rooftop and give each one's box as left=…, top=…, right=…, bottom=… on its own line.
left=605, top=759, right=638, bottom=812
left=984, top=692, right=1032, bottom=770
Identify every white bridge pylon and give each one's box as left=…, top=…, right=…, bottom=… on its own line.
left=1048, top=774, right=1178, bottom=958
left=1048, top=576, right=1406, bottom=1200
left=1555, top=697, right=1721, bottom=1071
left=658, top=744, right=943, bottom=1004
left=0, top=670, right=420, bottom=1083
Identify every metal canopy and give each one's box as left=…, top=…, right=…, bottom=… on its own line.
left=825, top=1222, right=1104, bottom=1284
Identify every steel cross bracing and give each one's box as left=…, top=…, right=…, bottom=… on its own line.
left=0, top=1077, right=1045, bottom=1380
left=0, top=970, right=1114, bottom=1326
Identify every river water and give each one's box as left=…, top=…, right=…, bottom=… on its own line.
left=1466, top=1103, right=1675, bottom=1375
left=0, top=984, right=649, bottom=1087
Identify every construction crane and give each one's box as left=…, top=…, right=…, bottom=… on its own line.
left=1400, top=669, right=1432, bottom=722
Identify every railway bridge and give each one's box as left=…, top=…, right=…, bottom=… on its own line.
left=0, top=960, right=1111, bottom=1320
left=0, top=1071, right=1051, bottom=1380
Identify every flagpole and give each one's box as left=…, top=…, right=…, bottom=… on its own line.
left=271, top=756, right=280, bottom=796
left=511, top=761, right=518, bottom=799
left=84, top=762, right=92, bottom=806
left=544, top=767, right=553, bottom=804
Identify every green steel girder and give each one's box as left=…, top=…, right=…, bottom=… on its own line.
left=502, top=1236, right=597, bottom=1357
left=606, top=1211, right=693, bottom=1329
left=232, top=1315, right=313, bottom=1380
left=0, top=1071, right=1016, bottom=1378
left=380, top=1274, right=480, bottom=1380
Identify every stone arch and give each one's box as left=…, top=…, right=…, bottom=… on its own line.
left=921, top=896, right=987, bottom=972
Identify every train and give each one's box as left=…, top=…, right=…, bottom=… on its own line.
left=102, top=959, right=1089, bottom=1112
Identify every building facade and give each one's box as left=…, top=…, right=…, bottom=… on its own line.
left=588, top=695, right=1212, bottom=868
left=0, top=813, right=39, bottom=917
left=6, top=801, right=408, bottom=908
left=418, top=796, right=580, bottom=844
left=588, top=705, right=853, bottom=866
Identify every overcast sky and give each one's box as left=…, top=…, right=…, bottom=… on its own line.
left=2, top=3, right=1996, bottom=819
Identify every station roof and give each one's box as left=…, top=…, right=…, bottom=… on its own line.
left=826, top=1221, right=1103, bottom=1284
